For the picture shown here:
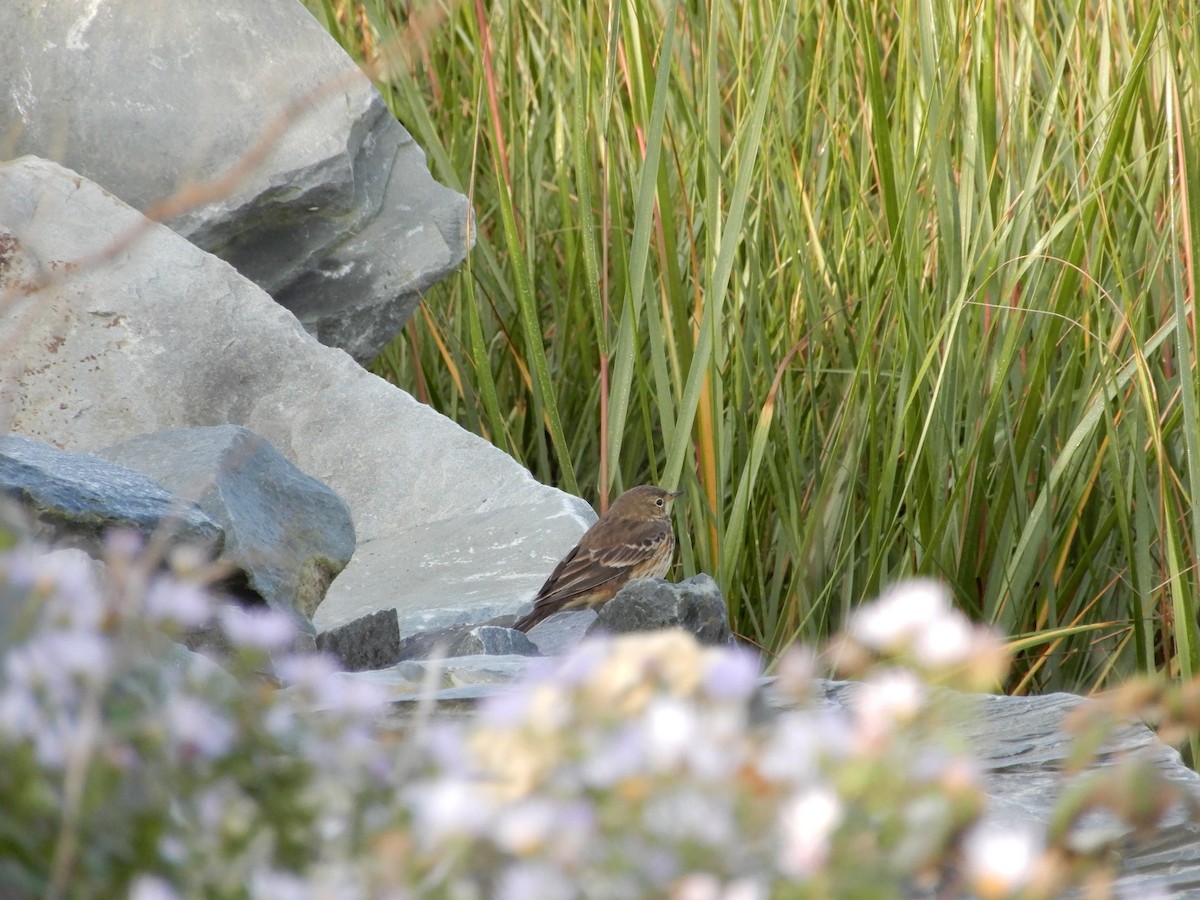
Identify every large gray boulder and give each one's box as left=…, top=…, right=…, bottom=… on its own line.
left=98, top=425, right=356, bottom=623
left=0, top=434, right=222, bottom=555
left=0, top=157, right=590, bottom=647
left=0, top=0, right=469, bottom=362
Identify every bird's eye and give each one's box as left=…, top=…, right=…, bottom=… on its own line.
left=655, top=498, right=664, bottom=507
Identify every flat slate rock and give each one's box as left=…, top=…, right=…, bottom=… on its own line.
left=0, top=435, right=222, bottom=555
left=816, top=682, right=1200, bottom=896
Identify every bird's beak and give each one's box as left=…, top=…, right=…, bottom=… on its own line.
left=667, top=490, right=684, bottom=499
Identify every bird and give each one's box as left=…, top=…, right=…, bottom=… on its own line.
left=512, top=485, right=683, bottom=632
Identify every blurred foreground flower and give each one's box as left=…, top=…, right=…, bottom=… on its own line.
left=963, top=824, right=1050, bottom=899
left=0, top=548, right=1187, bottom=897
left=832, top=578, right=1010, bottom=690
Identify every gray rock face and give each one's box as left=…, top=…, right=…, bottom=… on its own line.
left=98, top=425, right=355, bottom=622
left=0, top=156, right=590, bottom=649
left=0, top=0, right=470, bottom=362
left=586, top=574, right=732, bottom=646
left=0, top=435, right=222, bottom=554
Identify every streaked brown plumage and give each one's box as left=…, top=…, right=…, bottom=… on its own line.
left=513, top=485, right=682, bottom=632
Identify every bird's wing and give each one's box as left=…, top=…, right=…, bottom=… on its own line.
left=535, top=522, right=670, bottom=606
left=512, top=521, right=671, bottom=631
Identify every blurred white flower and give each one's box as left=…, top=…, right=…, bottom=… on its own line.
left=684, top=706, right=746, bottom=780
left=38, top=549, right=106, bottom=630
left=579, top=725, right=646, bottom=787
left=494, top=797, right=560, bottom=854
left=710, top=878, right=767, bottom=900
left=157, top=835, right=187, bottom=865
left=275, top=661, right=391, bottom=717
left=674, top=873, right=724, bottom=900
left=144, top=577, right=213, bottom=628
left=778, top=786, right=842, bottom=878
left=128, top=875, right=181, bottom=900
left=545, top=800, right=595, bottom=863
left=701, top=647, right=761, bottom=701
left=32, top=712, right=73, bottom=768
left=409, top=776, right=494, bottom=844
left=643, top=697, right=697, bottom=771
left=249, top=869, right=318, bottom=900
left=963, top=823, right=1041, bottom=896
left=218, top=604, right=296, bottom=650
left=496, top=861, right=575, bottom=900
left=644, top=790, right=735, bottom=847
left=6, top=629, right=113, bottom=700
left=771, top=645, right=817, bottom=696
left=852, top=668, right=925, bottom=746
left=913, top=612, right=973, bottom=666
left=104, top=528, right=146, bottom=560
left=850, top=578, right=951, bottom=651
left=757, top=710, right=848, bottom=785
left=275, top=653, right=340, bottom=693
left=673, top=874, right=767, bottom=900
left=165, top=695, right=235, bottom=761
left=0, top=680, right=41, bottom=741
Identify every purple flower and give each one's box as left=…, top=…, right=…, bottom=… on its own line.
left=701, top=647, right=762, bottom=701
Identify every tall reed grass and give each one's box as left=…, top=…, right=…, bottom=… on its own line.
left=307, top=0, right=1200, bottom=702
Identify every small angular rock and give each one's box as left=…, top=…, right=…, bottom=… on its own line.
left=450, top=625, right=540, bottom=658
left=316, top=608, right=400, bottom=672
left=587, top=574, right=732, bottom=645
left=99, top=425, right=355, bottom=626
left=524, top=609, right=599, bottom=657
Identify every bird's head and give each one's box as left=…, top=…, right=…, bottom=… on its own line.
left=607, top=484, right=683, bottom=521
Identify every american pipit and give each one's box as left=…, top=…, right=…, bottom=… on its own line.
left=513, top=485, right=683, bottom=632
